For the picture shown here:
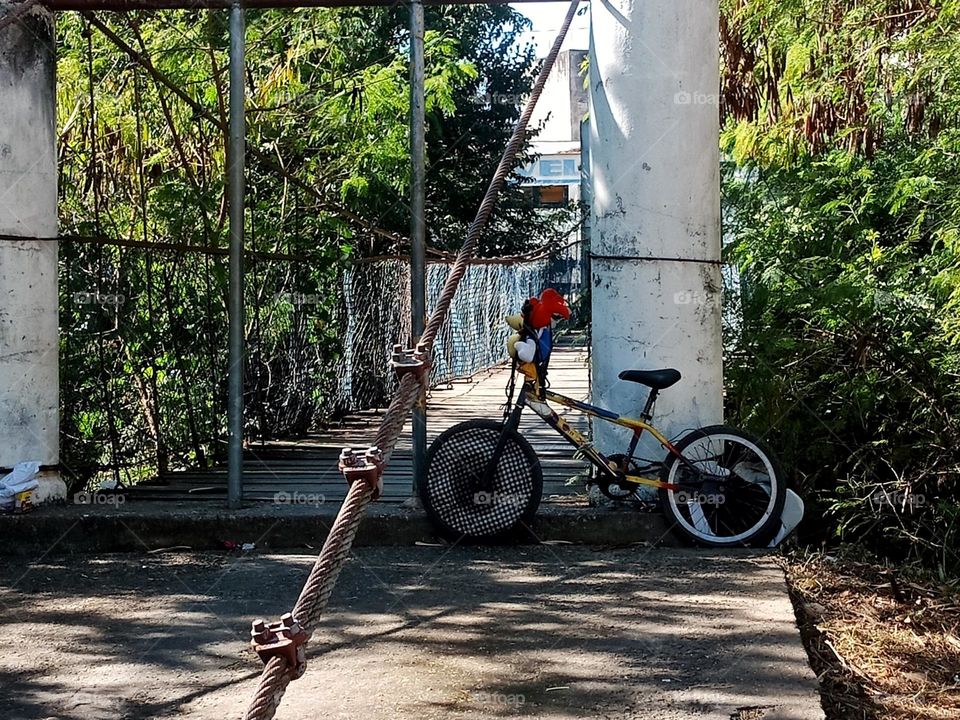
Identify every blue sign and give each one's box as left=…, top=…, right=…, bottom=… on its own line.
left=516, top=155, right=581, bottom=186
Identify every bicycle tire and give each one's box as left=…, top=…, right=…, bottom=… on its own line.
left=658, top=424, right=787, bottom=548
left=420, top=419, right=543, bottom=541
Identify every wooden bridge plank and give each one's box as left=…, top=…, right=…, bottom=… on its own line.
left=141, top=346, right=592, bottom=504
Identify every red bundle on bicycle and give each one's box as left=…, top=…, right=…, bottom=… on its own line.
left=506, top=288, right=570, bottom=383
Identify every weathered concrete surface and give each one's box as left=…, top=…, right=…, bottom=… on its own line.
left=0, top=547, right=824, bottom=720
left=0, top=3, right=60, bottom=477
left=0, top=501, right=679, bottom=555
left=587, top=0, right=724, bottom=456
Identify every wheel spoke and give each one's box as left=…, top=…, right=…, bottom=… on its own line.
left=688, top=500, right=712, bottom=535
left=666, top=429, right=781, bottom=545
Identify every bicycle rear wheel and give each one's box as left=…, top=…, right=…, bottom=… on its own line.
left=421, top=419, right=542, bottom=541
left=658, top=425, right=786, bottom=547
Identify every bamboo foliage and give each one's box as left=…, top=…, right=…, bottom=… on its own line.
left=722, top=1, right=960, bottom=574
left=720, top=0, right=960, bottom=161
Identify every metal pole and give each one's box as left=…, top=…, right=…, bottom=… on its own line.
left=409, top=0, right=427, bottom=498
left=227, top=1, right=246, bottom=509
left=579, top=118, right=591, bottom=301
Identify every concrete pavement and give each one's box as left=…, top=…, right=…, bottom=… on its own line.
left=0, top=547, right=823, bottom=720
left=0, top=501, right=678, bottom=555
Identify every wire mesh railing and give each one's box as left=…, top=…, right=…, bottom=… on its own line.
left=333, top=249, right=584, bottom=414
left=53, top=9, right=586, bottom=490
left=60, top=238, right=584, bottom=489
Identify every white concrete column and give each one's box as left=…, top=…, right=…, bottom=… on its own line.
left=0, top=3, right=62, bottom=498
left=588, top=0, right=723, bottom=453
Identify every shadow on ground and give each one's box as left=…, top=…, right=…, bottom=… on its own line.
left=0, top=546, right=823, bottom=719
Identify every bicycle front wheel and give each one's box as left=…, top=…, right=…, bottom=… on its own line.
left=659, top=425, right=787, bottom=547
left=420, top=419, right=542, bottom=541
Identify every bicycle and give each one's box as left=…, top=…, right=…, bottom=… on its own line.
left=419, top=289, right=788, bottom=547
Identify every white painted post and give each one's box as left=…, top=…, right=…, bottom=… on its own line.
left=588, top=0, right=723, bottom=458
left=0, top=4, right=64, bottom=502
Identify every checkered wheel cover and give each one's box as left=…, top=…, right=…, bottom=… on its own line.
left=424, top=421, right=540, bottom=538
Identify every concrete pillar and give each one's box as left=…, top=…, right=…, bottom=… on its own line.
left=588, top=0, right=723, bottom=455
left=0, top=3, right=63, bottom=501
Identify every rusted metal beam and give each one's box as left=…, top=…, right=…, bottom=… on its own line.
left=47, top=0, right=557, bottom=11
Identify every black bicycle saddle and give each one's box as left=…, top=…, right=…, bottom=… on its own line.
left=618, top=368, right=681, bottom=390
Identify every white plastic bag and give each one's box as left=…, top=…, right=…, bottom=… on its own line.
left=0, top=461, right=41, bottom=508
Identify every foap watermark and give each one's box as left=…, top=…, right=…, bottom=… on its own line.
left=673, top=290, right=719, bottom=307
left=74, top=491, right=125, bottom=507
left=278, top=292, right=323, bottom=307
left=473, top=91, right=525, bottom=107
left=873, top=290, right=933, bottom=312
left=674, top=90, right=720, bottom=107
left=72, top=291, right=124, bottom=306
left=869, top=490, right=926, bottom=510
left=473, top=491, right=526, bottom=509
left=675, top=490, right=725, bottom=506
left=472, top=691, right=525, bottom=709
left=273, top=490, right=326, bottom=507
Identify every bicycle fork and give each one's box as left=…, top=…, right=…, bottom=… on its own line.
left=477, top=393, right=526, bottom=493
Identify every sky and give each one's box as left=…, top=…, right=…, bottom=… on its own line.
left=510, top=2, right=591, bottom=57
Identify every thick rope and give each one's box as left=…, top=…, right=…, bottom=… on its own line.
left=244, top=657, right=289, bottom=720
left=292, top=479, right=374, bottom=627
left=243, top=3, right=583, bottom=717
left=243, top=481, right=373, bottom=720
left=420, top=0, right=583, bottom=349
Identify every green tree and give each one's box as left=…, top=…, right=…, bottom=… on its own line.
left=55, top=7, right=562, bottom=489
left=719, top=0, right=960, bottom=573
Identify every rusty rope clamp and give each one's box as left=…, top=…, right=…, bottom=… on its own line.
left=338, top=446, right=384, bottom=500
left=390, top=343, right=430, bottom=383
left=250, top=613, right=308, bottom=680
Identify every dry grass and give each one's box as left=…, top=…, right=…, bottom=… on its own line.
left=783, top=551, right=960, bottom=720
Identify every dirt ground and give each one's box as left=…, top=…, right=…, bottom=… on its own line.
left=0, top=546, right=823, bottom=720
left=785, top=553, right=960, bottom=720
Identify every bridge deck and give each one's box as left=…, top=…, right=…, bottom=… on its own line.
left=130, top=345, right=593, bottom=504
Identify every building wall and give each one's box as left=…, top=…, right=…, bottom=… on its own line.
left=528, top=49, right=588, bottom=146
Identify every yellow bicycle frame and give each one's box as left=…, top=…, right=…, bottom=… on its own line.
left=519, top=383, right=684, bottom=491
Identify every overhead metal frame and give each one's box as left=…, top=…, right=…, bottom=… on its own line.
left=227, top=1, right=245, bottom=508
left=47, top=0, right=556, bottom=10
left=408, top=0, right=426, bottom=497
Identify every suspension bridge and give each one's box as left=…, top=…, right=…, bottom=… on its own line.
left=129, top=343, right=592, bottom=504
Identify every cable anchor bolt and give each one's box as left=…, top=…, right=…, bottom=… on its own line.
left=250, top=613, right=308, bottom=680
left=338, top=446, right=384, bottom=500
left=390, top=342, right=430, bottom=382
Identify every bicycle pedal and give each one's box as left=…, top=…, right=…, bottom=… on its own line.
left=572, top=445, right=591, bottom=460
left=632, top=497, right=659, bottom=513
